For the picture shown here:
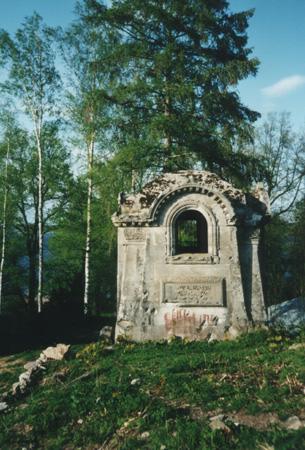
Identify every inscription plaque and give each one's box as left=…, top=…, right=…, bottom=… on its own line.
left=163, top=277, right=225, bottom=306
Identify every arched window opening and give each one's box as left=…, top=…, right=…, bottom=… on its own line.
left=175, top=210, right=208, bottom=254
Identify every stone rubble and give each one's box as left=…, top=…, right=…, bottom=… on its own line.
left=289, top=343, right=305, bottom=350
left=284, top=416, right=303, bottom=430
left=0, top=402, right=8, bottom=413
left=41, top=343, right=70, bottom=361
left=12, top=356, right=46, bottom=397
left=0, top=343, right=70, bottom=413
left=208, top=412, right=305, bottom=432
left=99, top=326, right=113, bottom=344
left=139, top=431, right=150, bottom=440
left=209, top=415, right=231, bottom=433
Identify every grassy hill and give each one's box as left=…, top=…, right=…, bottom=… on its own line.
left=0, top=330, right=305, bottom=449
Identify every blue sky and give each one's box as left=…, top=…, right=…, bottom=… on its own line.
left=231, top=0, right=305, bottom=130
left=0, top=0, right=305, bottom=130
left=0, top=0, right=76, bottom=31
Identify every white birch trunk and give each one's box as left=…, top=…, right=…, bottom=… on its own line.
left=0, top=142, right=10, bottom=314
left=26, top=88, right=44, bottom=314
left=83, top=138, right=94, bottom=315
left=36, top=132, right=43, bottom=314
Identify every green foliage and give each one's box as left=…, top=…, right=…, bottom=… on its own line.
left=260, top=216, right=295, bottom=306
left=45, top=176, right=86, bottom=310
left=85, top=0, right=261, bottom=180
left=290, top=199, right=305, bottom=297
left=260, top=195, right=305, bottom=306
left=47, top=159, right=129, bottom=313
left=0, top=13, right=60, bottom=118
left=60, top=6, right=118, bottom=142
left=0, top=13, right=66, bottom=311
left=1, top=331, right=305, bottom=449
left=0, top=107, right=73, bottom=312
left=0, top=112, right=28, bottom=310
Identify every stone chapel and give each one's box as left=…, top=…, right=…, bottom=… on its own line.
left=112, top=171, right=270, bottom=341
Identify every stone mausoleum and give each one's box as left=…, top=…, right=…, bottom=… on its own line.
left=112, top=171, right=270, bottom=341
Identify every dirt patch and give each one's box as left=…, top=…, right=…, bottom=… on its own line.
left=0, top=356, right=28, bottom=369
left=146, top=387, right=305, bottom=431
left=100, top=409, right=148, bottom=450
left=228, top=411, right=280, bottom=430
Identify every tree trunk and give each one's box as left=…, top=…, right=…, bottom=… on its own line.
left=0, top=141, right=10, bottom=314
left=259, top=225, right=269, bottom=308
left=28, top=250, right=37, bottom=311
left=83, top=138, right=94, bottom=315
left=163, top=95, right=172, bottom=172
left=37, top=137, right=43, bottom=313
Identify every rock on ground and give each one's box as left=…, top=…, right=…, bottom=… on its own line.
left=7, top=344, right=69, bottom=402
left=284, top=416, right=303, bottom=430
left=209, top=415, right=231, bottom=433
left=99, top=326, right=113, bottom=343
left=41, top=343, right=70, bottom=361
left=0, top=402, right=8, bottom=413
left=289, top=343, right=305, bottom=350
left=268, top=297, right=305, bottom=332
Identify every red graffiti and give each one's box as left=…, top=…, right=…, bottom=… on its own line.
left=164, top=308, right=218, bottom=335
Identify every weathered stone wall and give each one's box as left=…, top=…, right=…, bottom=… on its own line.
left=113, top=171, right=269, bottom=341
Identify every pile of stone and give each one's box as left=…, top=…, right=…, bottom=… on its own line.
left=0, top=343, right=70, bottom=413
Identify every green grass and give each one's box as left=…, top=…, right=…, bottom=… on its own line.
left=0, top=330, right=305, bottom=449
left=0, top=349, right=40, bottom=397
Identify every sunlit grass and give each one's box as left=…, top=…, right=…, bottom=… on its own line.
left=0, top=330, right=305, bottom=449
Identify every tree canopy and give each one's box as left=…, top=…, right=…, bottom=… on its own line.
left=85, top=0, right=260, bottom=180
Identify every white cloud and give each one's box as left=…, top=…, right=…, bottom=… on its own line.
left=261, top=75, right=305, bottom=97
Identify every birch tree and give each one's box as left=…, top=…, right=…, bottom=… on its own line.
left=0, top=111, right=28, bottom=313
left=0, top=14, right=61, bottom=312
left=0, top=115, right=12, bottom=314
left=60, top=11, right=115, bottom=315
left=10, top=123, right=72, bottom=310
left=0, top=141, right=9, bottom=314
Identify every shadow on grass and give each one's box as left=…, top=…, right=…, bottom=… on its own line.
left=0, top=303, right=116, bottom=356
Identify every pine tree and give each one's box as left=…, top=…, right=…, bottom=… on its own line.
left=85, top=0, right=260, bottom=177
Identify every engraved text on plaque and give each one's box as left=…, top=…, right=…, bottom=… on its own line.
left=163, top=277, right=225, bottom=306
